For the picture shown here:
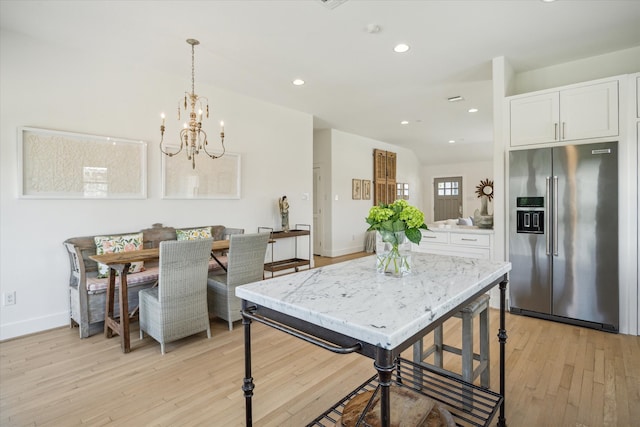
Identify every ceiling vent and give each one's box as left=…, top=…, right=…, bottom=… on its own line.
left=317, top=0, right=348, bottom=10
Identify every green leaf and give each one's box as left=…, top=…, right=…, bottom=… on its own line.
left=391, top=220, right=405, bottom=232
left=380, top=220, right=394, bottom=232
left=405, top=228, right=422, bottom=244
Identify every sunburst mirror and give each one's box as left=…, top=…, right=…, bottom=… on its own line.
left=475, top=178, right=494, bottom=201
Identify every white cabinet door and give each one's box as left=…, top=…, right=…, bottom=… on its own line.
left=560, top=80, right=618, bottom=141
left=509, top=79, right=619, bottom=147
left=510, top=92, right=559, bottom=146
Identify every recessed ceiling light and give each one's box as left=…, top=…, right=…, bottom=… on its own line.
left=394, top=43, right=410, bottom=53
left=448, top=140, right=456, bottom=144
left=447, top=96, right=464, bottom=102
left=400, top=120, right=409, bottom=125
left=468, top=108, right=479, bottom=113
left=292, top=79, right=305, bottom=86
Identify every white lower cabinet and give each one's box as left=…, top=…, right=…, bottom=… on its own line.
left=413, top=228, right=494, bottom=260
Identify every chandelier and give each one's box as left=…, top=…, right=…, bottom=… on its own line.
left=159, top=38, right=225, bottom=169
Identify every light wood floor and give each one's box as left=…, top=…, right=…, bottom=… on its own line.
left=1, top=253, right=639, bottom=426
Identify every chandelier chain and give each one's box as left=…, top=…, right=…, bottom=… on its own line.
left=191, top=42, right=195, bottom=96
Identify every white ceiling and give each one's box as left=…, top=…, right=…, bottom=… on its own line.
left=2, top=0, right=640, bottom=165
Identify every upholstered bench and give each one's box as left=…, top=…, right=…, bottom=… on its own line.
left=64, top=223, right=235, bottom=338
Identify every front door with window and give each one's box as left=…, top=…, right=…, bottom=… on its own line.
left=434, top=177, right=462, bottom=221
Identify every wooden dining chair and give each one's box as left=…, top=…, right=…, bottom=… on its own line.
left=139, top=238, right=213, bottom=354
left=207, top=232, right=270, bottom=330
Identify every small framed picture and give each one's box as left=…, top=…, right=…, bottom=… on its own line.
left=362, top=179, right=371, bottom=200
left=352, top=179, right=362, bottom=200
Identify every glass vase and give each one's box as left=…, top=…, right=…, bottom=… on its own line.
left=376, top=231, right=412, bottom=277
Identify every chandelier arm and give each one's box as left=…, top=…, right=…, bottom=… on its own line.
left=159, top=129, right=185, bottom=157
left=202, top=132, right=226, bottom=160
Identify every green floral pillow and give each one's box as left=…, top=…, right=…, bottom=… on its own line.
left=176, top=227, right=212, bottom=241
left=94, top=233, right=145, bottom=278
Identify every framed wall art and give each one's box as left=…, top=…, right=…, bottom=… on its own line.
left=362, top=179, right=371, bottom=200
left=18, top=127, right=147, bottom=199
left=162, top=150, right=241, bottom=199
left=352, top=178, right=362, bottom=200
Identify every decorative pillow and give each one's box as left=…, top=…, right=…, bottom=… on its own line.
left=94, top=233, right=144, bottom=278
left=176, top=227, right=212, bottom=240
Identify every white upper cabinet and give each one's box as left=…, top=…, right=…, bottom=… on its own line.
left=510, top=92, right=559, bottom=146
left=560, top=81, right=618, bottom=141
left=510, top=80, right=619, bottom=147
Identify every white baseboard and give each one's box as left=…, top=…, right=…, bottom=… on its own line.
left=326, top=245, right=366, bottom=258
left=0, top=311, right=68, bottom=341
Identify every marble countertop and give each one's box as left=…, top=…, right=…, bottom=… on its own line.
left=236, top=253, right=510, bottom=350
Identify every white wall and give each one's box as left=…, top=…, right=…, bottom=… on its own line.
left=421, top=161, right=493, bottom=224
left=513, top=46, right=640, bottom=95
left=313, top=129, right=423, bottom=257
left=0, top=30, right=314, bottom=340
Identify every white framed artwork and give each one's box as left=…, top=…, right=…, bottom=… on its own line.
left=18, top=127, right=147, bottom=199
left=162, top=150, right=241, bottom=199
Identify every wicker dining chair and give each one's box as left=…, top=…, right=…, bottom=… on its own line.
left=207, top=232, right=270, bottom=330
left=139, top=238, right=213, bottom=354
left=220, top=227, right=244, bottom=255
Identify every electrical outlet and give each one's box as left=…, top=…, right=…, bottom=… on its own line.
left=3, top=291, right=16, bottom=306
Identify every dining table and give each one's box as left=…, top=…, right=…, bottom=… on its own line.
left=90, top=239, right=230, bottom=353
left=236, top=253, right=511, bottom=427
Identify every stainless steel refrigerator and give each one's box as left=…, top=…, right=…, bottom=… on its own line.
left=508, top=142, right=618, bottom=332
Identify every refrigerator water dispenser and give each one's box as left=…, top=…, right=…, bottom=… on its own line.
left=515, top=197, right=544, bottom=234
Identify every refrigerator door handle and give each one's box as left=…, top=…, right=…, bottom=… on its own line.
left=546, top=176, right=551, bottom=255
left=553, top=176, right=559, bottom=256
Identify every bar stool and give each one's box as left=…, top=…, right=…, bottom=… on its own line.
left=413, top=293, right=490, bottom=387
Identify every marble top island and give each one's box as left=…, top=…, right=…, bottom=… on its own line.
left=236, top=253, right=511, bottom=350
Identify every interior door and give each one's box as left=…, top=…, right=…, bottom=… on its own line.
left=433, top=177, right=462, bottom=221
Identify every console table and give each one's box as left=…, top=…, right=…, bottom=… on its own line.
left=258, top=224, right=311, bottom=277
left=237, top=253, right=511, bottom=426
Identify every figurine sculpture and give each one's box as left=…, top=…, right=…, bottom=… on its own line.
left=279, top=195, right=290, bottom=232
